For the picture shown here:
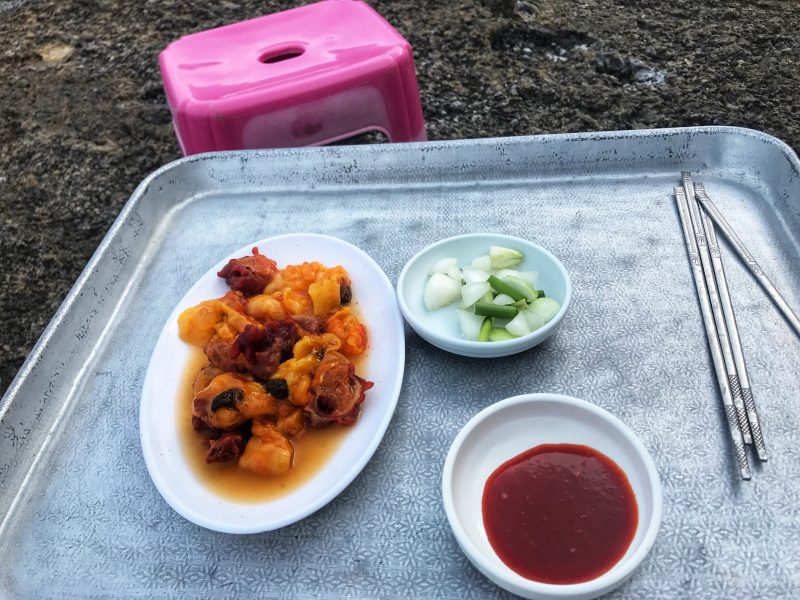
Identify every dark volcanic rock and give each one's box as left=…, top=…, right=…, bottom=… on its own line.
left=595, top=53, right=666, bottom=85
left=1, top=0, right=800, bottom=394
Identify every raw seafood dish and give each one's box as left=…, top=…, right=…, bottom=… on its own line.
left=177, top=247, right=372, bottom=477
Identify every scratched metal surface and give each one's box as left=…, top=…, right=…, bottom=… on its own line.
left=1, top=127, right=799, bottom=599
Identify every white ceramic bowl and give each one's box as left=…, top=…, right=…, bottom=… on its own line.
left=442, top=394, right=662, bottom=600
left=396, top=233, right=572, bottom=358
left=140, top=233, right=405, bottom=533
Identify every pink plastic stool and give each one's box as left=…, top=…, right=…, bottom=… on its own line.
left=159, top=0, right=427, bottom=155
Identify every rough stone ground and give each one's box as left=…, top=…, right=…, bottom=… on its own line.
left=1, top=0, right=799, bottom=395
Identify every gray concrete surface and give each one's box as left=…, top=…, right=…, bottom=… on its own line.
left=1, top=0, right=799, bottom=395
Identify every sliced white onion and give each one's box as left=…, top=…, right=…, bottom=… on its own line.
left=515, top=270, right=539, bottom=288
left=493, top=268, right=520, bottom=280
left=428, top=257, right=458, bottom=276
left=522, top=309, right=544, bottom=331
left=457, top=309, right=485, bottom=341
left=493, top=270, right=538, bottom=289
left=461, top=268, right=490, bottom=284
left=506, top=312, right=532, bottom=337
left=461, top=281, right=491, bottom=307
left=445, top=265, right=462, bottom=282
left=470, top=255, right=492, bottom=272
left=490, top=246, right=523, bottom=269
left=461, top=290, right=493, bottom=310
left=503, top=275, right=537, bottom=302
left=492, top=293, right=515, bottom=306
left=530, top=297, right=561, bottom=323
left=424, top=273, right=461, bottom=311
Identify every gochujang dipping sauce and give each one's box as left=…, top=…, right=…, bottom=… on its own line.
left=482, top=443, right=638, bottom=584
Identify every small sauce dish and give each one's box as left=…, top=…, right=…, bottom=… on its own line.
left=442, top=393, right=662, bottom=600
left=396, top=233, right=572, bottom=358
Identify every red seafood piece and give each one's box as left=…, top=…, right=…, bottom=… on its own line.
left=305, top=351, right=374, bottom=427
left=202, top=338, right=242, bottom=373
left=291, top=314, right=326, bottom=335
left=205, top=430, right=247, bottom=463
left=230, top=321, right=299, bottom=379
left=217, top=247, right=278, bottom=295
left=191, top=415, right=222, bottom=438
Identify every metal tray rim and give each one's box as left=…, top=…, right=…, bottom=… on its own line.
left=2, top=124, right=799, bottom=599
left=5, top=125, right=797, bottom=413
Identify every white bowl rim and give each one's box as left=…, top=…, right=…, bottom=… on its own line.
left=396, top=233, right=573, bottom=352
left=441, top=393, right=663, bottom=597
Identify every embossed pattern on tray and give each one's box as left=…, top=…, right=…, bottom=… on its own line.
left=1, top=128, right=799, bottom=599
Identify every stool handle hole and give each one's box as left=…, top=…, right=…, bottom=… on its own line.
left=260, top=47, right=305, bottom=64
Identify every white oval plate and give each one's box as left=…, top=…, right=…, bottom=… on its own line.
left=140, top=233, right=405, bottom=533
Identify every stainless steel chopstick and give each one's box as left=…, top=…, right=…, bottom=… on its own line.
left=695, top=184, right=800, bottom=341
left=682, top=174, right=752, bottom=447
left=696, top=182, right=768, bottom=461
left=674, top=186, right=751, bottom=480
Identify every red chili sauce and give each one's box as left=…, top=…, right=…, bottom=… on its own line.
left=482, top=443, right=638, bottom=584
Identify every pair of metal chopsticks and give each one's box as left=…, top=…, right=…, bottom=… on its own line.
left=673, top=173, right=798, bottom=479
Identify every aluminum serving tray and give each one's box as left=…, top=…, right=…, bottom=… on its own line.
left=2, top=127, right=799, bottom=599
